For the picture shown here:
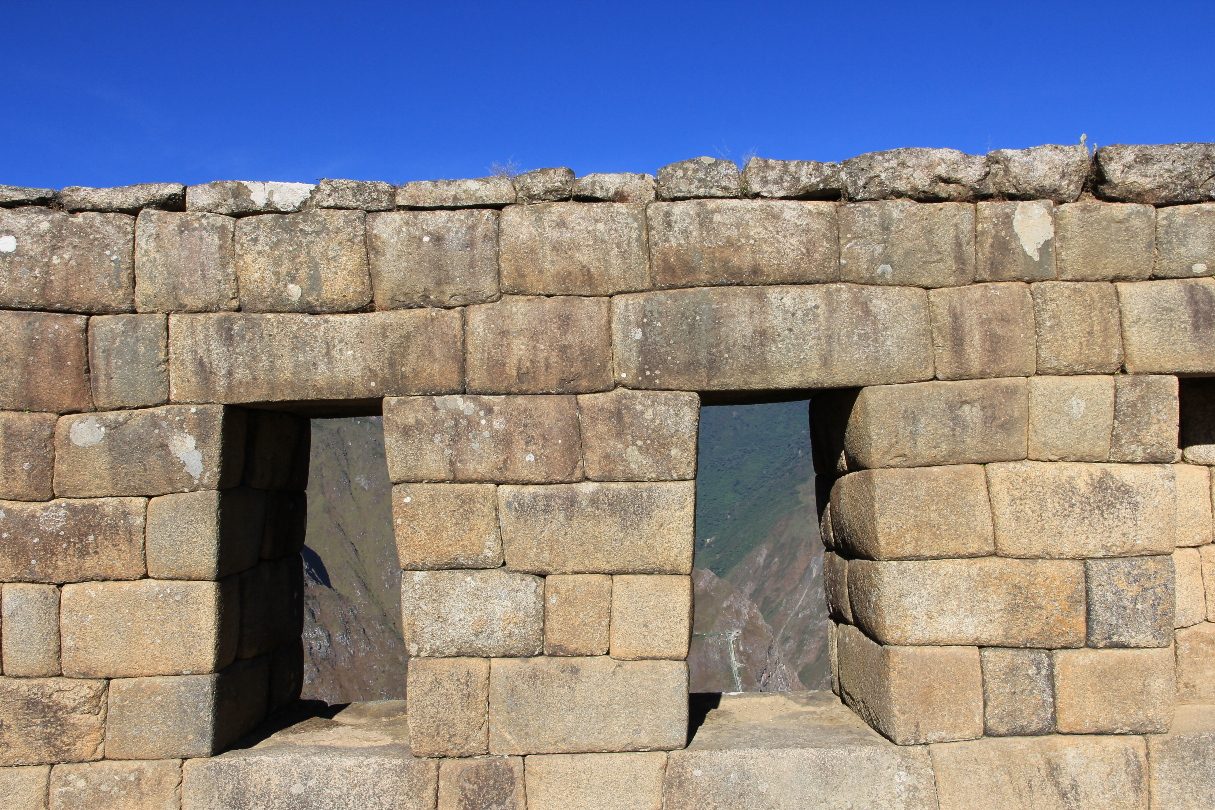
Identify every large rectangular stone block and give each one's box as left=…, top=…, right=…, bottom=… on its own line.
left=400, top=569, right=542, bottom=657
left=1147, top=705, right=1215, bottom=810
left=1056, top=201, right=1155, bottom=281
left=48, top=759, right=182, bottom=810
left=0, top=208, right=134, bottom=312
left=0, top=765, right=49, bottom=810
left=576, top=390, right=699, bottom=481
left=525, top=752, right=666, bottom=810
left=60, top=579, right=238, bottom=678
left=572, top=172, right=656, bottom=203
left=488, top=657, right=687, bottom=754
left=383, top=395, right=582, bottom=484
left=88, top=314, right=168, bottom=409
left=169, top=310, right=463, bottom=403
left=393, top=484, right=502, bottom=569
left=1086, top=556, right=1174, bottom=647
left=0, top=677, right=106, bottom=766
left=847, top=557, right=1086, bottom=647
left=975, top=200, right=1056, bottom=282
left=1053, top=647, right=1175, bottom=733
left=0, top=412, right=56, bottom=501
left=986, top=461, right=1176, bottom=558
left=839, top=201, right=975, bottom=287
left=499, top=482, right=694, bottom=574
left=1031, top=281, right=1124, bottom=374
left=1155, top=202, right=1215, bottom=278
left=980, top=647, right=1054, bottom=736
left=1027, top=375, right=1115, bottom=462
left=1110, top=374, right=1179, bottom=462
left=134, top=210, right=237, bottom=312
left=928, top=282, right=1035, bottom=380
left=406, top=657, right=489, bottom=757
left=0, top=497, right=145, bottom=583
left=145, top=488, right=264, bottom=580
left=0, top=312, right=91, bottom=413
left=613, top=284, right=933, bottom=391
left=55, top=406, right=244, bottom=497
left=367, top=209, right=499, bottom=308
left=843, top=378, right=1028, bottom=469
left=1, top=584, right=60, bottom=677
left=1119, top=278, right=1215, bottom=374
left=439, top=757, right=525, bottom=810
left=311, top=178, right=395, bottom=211
left=609, top=574, right=692, bottom=660
left=544, top=574, right=611, bottom=656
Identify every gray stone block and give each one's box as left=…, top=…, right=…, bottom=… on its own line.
left=88, top=314, right=168, bottom=409
left=928, top=281, right=1035, bottom=380
left=609, top=574, right=692, bottom=660
left=841, top=147, right=987, bottom=202
left=134, top=210, right=238, bottom=313
left=1175, top=547, right=1207, bottom=627
left=1156, top=203, right=1215, bottom=278
left=982, top=143, right=1090, bottom=202
left=397, top=176, right=516, bottom=209
left=0, top=497, right=146, bottom=584
left=1032, top=281, right=1124, bottom=374
left=976, top=200, right=1057, bottom=282
left=1086, top=556, right=1175, bottom=648
left=839, top=200, right=975, bottom=287
left=367, top=209, right=499, bottom=308
left=0, top=312, right=91, bottom=413
left=513, top=167, right=574, bottom=203
left=577, top=390, right=699, bottom=481
left=309, top=178, right=395, bottom=211
left=1096, top=142, right=1215, bottom=204
left=980, top=648, right=1054, bottom=736
left=656, top=157, right=740, bottom=200
left=1, top=584, right=60, bottom=677
left=527, top=752, right=665, bottom=810
left=400, top=569, right=542, bottom=657
left=1119, top=278, right=1215, bottom=374
left=1053, top=647, right=1175, bottom=733
left=741, top=157, right=842, bottom=199
left=439, top=757, right=524, bottom=810
left=571, top=172, right=656, bottom=203
left=61, top=183, right=185, bottom=214
left=1056, top=201, right=1155, bottom=281
left=393, top=484, right=502, bottom=569
left=0, top=412, right=57, bottom=501
left=186, top=181, right=315, bottom=215
left=1027, top=375, right=1115, bottom=462
left=0, top=185, right=56, bottom=207
left=1176, top=622, right=1215, bottom=703
left=237, top=556, right=302, bottom=660
left=1110, top=374, right=1179, bottom=462
left=1147, top=705, right=1215, bottom=810
left=544, top=574, right=611, bottom=656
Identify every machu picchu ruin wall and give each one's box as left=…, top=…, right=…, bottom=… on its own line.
left=1, top=142, right=1215, bottom=809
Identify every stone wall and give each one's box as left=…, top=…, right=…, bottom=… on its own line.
left=1, top=142, right=1214, bottom=808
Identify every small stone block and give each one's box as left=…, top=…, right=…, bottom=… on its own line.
left=1027, top=374, right=1115, bottom=461
left=0, top=185, right=56, bottom=207
left=185, top=181, right=314, bottom=215
left=1095, top=142, right=1215, bottom=204
left=0, top=412, right=57, bottom=501
left=524, top=752, right=666, bottom=810
left=310, top=178, right=396, bottom=211
left=1110, top=374, right=1180, bottom=462
left=1053, top=647, right=1175, bottom=733
left=1176, top=623, right=1215, bottom=703
left=145, top=489, right=265, bottom=580
left=1205, top=547, right=1215, bottom=622
left=1086, top=556, right=1175, bottom=647
left=0, top=497, right=146, bottom=583
left=1156, top=203, right=1215, bottom=278
left=400, top=569, right=542, bottom=657
left=842, top=147, right=987, bottom=202
left=396, top=176, right=516, bottom=209
left=0, top=677, right=107, bottom=766
left=975, top=200, right=1057, bottom=282
left=609, top=575, right=692, bottom=660
left=0, top=312, right=91, bottom=413
left=544, top=574, right=611, bottom=656
left=577, top=389, right=699, bottom=481
left=438, top=757, right=524, bottom=810
left=61, top=183, right=185, bottom=214
left=1118, top=278, right=1215, bottom=374
left=88, top=314, right=168, bottom=409
left=49, top=759, right=182, bottom=810
left=407, top=657, right=490, bottom=758
left=741, top=157, right=842, bottom=199
left=134, top=210, right=238, bottom=313
left=656, top=157, right=740, bottom=200
left=571, top=173, right=656, bottom=203
left=980, top=648, right=1054, bottom=736
left=1056, top=201, right=1155, bottom=281
left=367, top=209, right=500, bottom=308
left=1176, top=548, right=1208, bottom=629
left=1031, top=281, right=1124, bottom=374
left=824, top=553, right=851, bottom=623
left=839, top=201, right=975, bottom=287
left=392, top=484, right=502, bottom=570
left=929, top=282, right=1035, bottom=380
left=0, top=765, right=49, bottom=810
left=1, top=585, right=60, bottom=677
left=1176, top=465, right=1213, bottom=547
left=513, top=168, right=574, bottom=204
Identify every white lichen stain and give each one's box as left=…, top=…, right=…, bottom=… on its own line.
left=37, top=504, right=68, bottom=532
left=1194, top=263, right=1209, bottom=274
left=1065, top=396, right=1087, bottom=419
left=876, top=264, right=893, bottom=279
left=286, top=283, right=303, bottom=302
left=1013, top=201, right=1053, bottom=261
left=168, top=432, right=204, bottom=482
left=0, top=235, right=16, bottom=253
left=70, top=417, right=106, bottom=447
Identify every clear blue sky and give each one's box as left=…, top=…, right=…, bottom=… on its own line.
left=3, top=1, right=1212, bottom=189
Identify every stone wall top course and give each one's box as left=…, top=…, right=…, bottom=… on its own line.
left=741, top=157, right=842, bottom=200
left=656, top=157, right=740, bottom=200
left=1096, top=143, right=1215, bottom=204
left=60, top=183, right=185, bottom=214
left=308, top=178, right=396, bottom=211
left=396, top=175, right=516, bottom=209
left=0, top=185, right=57, bottom=207
left=514, top=167, right=575, bottom=204
left=186, top=181, right=316, bottom=216
left=571, top=172, right=656, bottom=203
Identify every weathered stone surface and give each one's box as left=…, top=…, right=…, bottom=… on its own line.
left=0, top=497, right=145, bottom=583
left=980, top=648, right=1054, bottom=736
left=489, top=657, right=687, bottom=754
left=1176, top=548, right=1208, bottom=628
left=0, top=208, right=134, bottom=312
left=383, top=395, right=582, bottom=484
left=48, top=759, right=181, bottom=810
left=235, top=210, right=370, bottom=313
left=839, top=201, right=975, bottom=287
left=577, top=390, right=698, bottom=481
left=649, top=200, right=837, bottom=288
left=0, top=765, right=49, bottom=810
left=170, top=311, right=463, bottom=403
left=1147, top=704, right=1215, bottom=810
left=841, top=148, right=987, bottom=202
left=0, top=312, right=91, bottom=412
left=0, top=677, right=106, bottom=766
left=367, top=210, right=499, bottom=308
left=438, top=757, right=524, bottom=810
left=836, top=624, right=983, bottom=745
left=526, top=752, right=665, bottom=810
left=55, top=405, right=243, bottom=497
left=544, top=574, right=611, bottom=656
left=987, top=461, right=1176, bottom=558
left=242, top=409, right=309, bottom=491
left=983, top=143, right=1091, bottom=202
left=1027, top=374, right=1115, bottom=461
left=571, top=172, right=656, bottom=203
left=1110, top=374, right=1180, bottom=462
left=0, top=412, right=57, bottom=501
left=1056, top=202, right=1155, bottom=281
left=1176, top=464, right=1213, bottom=547
left=609, top=574, right=691, bottom=660
left=310, top=179, right=395, bottom=211
left=1095, top=143, right=1215, bottom=204
left=824, top=553, right=851, bottom=623
left=393, top=484, right=501, bottom=569
left=499, top=482, right=694, bottom=574
left=1086, top=556, right=1174, bottom=647
left=848, top=557, right=1085, bottom=647
left=0, top=185, right=56, bottom=207
left=741, top=157, right=842, bottom=200
left=88, top=314, right=168, bottom=409
left=1032, top=281, right=1124, bottom=374
left=60, top=579, right=238, bottom=678
left=407, top=657, right=489, bottom=757
left=1, top=585, right=60, bottom=677
left=830, top=465, right=994, bottom=560
left=134, top=210, right=237, bottom=313
left=929, top=281, right=1035, bottom=379
left=466, top=296, right=612, bottom=394
left=499, top=203, right=647, bottom=295
left=513, top=168, right=574, bottom=204
left=1205, top=547, right=1215, bottom=622
left=976, top=200, right=1056, bottom=282
left=400, top=569, right=542, bottom=657
left=930, top=735, right=1149, bottom=810
left=185, top=181, right=315, bottom=215
left=1176, top=622, right=1215, bottom=703
left=656, top=157, right=740, bottom=200
left=61, top=183, right=185, bottom=214
left=1119, top=278, right=1215, bottom=374
left=1053, top=647, right=1175, bottom=733
left=1180, top=378, right=1215, bottom=464
left=844, top=378, right=1028, bottom=469
left=614, top=284, right=933, bottom=391
left=1156, top=203, right=1215, bottom=278
left=397, top=176, right=516, bottom=209
left=145, top=488, right=264, bottom=580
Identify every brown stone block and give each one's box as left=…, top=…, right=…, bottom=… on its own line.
left=524, top=752, right=666, bottom=810
left=976, top=200, right=1057, bottom=282
left=242, top=409, right=310, bottom=491
left=134, top=210, right=237, bottom=312
left=929, top=282, right=1035, bottom=380
left=1147, top=705, right=1215, bottom=810
left=499, top=482, right=694, bottom=575
left=987, top=461, right=1176, bottom=558
left=400, top=569, right=542, bottom=657
left=1176, top=465, right=1213, bottom=547
left=466, top=296, right=612, bottom=394
left=60, top=579, right=238, bottom=678
left=577, top=389, right=699, bottom=481
left=648, top=199, right=837, bottom=288
left=0, top=312, right=91, bottom=413
left=1053, top=647, right=1175, bottom=733
left=824, top=553, right=851, bottom=623
left=0, top=412, right=56, bottom=501
left=55, top=405, right=244, bottom=497
left=439, top=757, right=524, bottom=810
left=396, top=176, right=516, bottom=209
left=234, top=210, right=370, bottom=313
left=488, top=657, right=687, bottom=754
left=49, top=759, right=181, bottom=810
left=1032, top=281, right=1124, bottom=374
left=406, top=657, right=489, bottom=757
left=843, top=378, right=1028, bottom=469
left=830, top=465, right=994, bottom=560
left=88, top=314, right=168, bottom=409
left=1176, top=623, right=1215, bottom=703
left=0, top=677, right=106, bottom=766
left=146, top=488, right=265, bottom=580
left=1087, top=556, right=1174, bottom=647
left=393, top=484, right=502, bottom=569
left=1175, top=548, right=1207, bottom=628
left=848, top=557, right=1086, bottom=647
left=1, top=584, right=60, bottom=677
left=236, top=556, right=302, bottom=660
left=367, top=209, right=499, bottom=308
left=1119, top=278, right=1215, bottom=374
left=980, top=648, right=1054, bottom=736
left=613, top=284, right=933, bottom=391
left=500, top=203, right=648, bottom=295
left=1205, top=547, right=1215, bottom=622
left=1156, top=203, right=1215, bottom=278
left=1028, top=375, right=1116, bottom=462
left=0, top=208, right=134, bottom=313
left=383, top=395, right=582, bottom=484
left=0, top=765, right=49, bottom=810
left=836, top=624, right=983, bottom=745
left=544, top=574, right=611, bottom=656
left=514, top=168, right=574, bottom=203
left=609, top=575, right=692, bottom=660
left=1056, top=201, right=1155, bottom=281
left=0, top=497, right=145, bottom=583
left=1110, top=374, right=1179, bottom=462
left=839, top=201, right=974, bottom=287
